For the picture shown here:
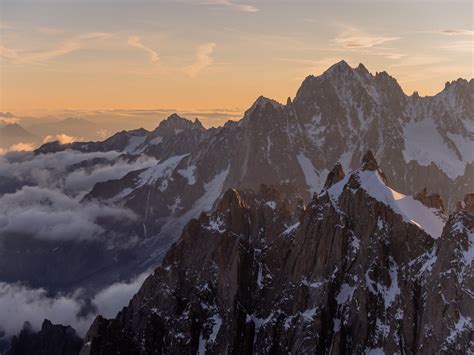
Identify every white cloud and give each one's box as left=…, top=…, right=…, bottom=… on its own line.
left=439, top=29, right=474, bottom=36
left=0, top=149, right=157, bottom=195
left=0, top=32, right=111, bottom=64
left=334, top=28, right=399, bottom=49
left=43, top=133, right=77, bottom=144
left=127, top=36, right=160, bottom=64
left=63, top=156, right=158, bottom=195
left=0, top=271, right=149, bottom=337
left=0, top=186, right=136, bottom=241
left=0, top=282, right=92, bottom=337
left=90, top=272, right=148, bottom=319
left=202, top=0, right=258, bottom=12
left=0, top=150, right=122, bottom=190
left=0, top=143, right=35, bottom=155
left=184, top=42, right=217, bottom=78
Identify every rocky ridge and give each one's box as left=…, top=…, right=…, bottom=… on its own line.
left=79, top=153, right=473, bottom=354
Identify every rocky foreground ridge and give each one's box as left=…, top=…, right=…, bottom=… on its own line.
left=74, top=152, right=473, bottom=354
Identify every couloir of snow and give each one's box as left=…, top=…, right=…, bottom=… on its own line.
left=327, top=169, right=445, bottom=239
left=296, top=152, right=328, bottom=195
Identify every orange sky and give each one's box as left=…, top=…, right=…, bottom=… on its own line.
left=1, top=0, right=472, bottom=115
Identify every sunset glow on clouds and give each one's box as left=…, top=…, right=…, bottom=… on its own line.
left=0, top=0, right=472, bottom=114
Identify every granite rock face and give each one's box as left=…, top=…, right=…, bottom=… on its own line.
left=80, top=155, right=473, bottom=354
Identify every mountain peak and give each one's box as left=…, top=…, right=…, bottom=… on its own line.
left=193, top=117, right=204, bottom=129
left=253, top=95, right=281, bottom=108
left=155, top=113, right=204, bottom=136
left=242, top=95, right=283, bottom=122
left=355, top=63, right=370, bottom=76
left=362, top=150, right=388, bottom=184
left=326, top=60, right=351, bottom=73
left=361, top=150, right=379, bottom=171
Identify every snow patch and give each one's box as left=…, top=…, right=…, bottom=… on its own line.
left=206, top=215, right=226, bottom=234
left=265, top=201, right=276, bottom=209
left=281, top=222, right=300, bottom=237
left=445, top=314, right=472, bottom=345
left=209, top=314, right=222, bottom=343
left=336, top=283, right=355, bottom=305
left=125, top=135, right=147, bottom=154
left=138, top=154, right=188, bottom=187
left=403, top=118, right=468, bottom=179
left=296, top=152, right=326, bottom=194
left=301, top=308, right=317, bottom=321
left=149, top=136, right=163, bottom=145
left=177, top=165, right=197, bottom=185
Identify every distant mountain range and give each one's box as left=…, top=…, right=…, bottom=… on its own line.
left=1, top=61, right=472, bottom=354
left=0, top=116, right=106, bottom=151
left=0, top=123, right=40, bottom=149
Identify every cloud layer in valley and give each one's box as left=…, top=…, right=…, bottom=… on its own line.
left=0, top=272, right=149, bottom=338
left=0, top=186, right=136, bottom=241
left=0, top=150, right=157, bottom=195
left=0, top=147, right=157, bottom=341
left=0, top=149, right=160, bottom=241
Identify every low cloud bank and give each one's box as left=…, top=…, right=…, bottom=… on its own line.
left=0, top=271, right=149, bottom=337
left=0, top=142, right=159, bottom=340
left=0, top=186, right=136, bottom=241
left=0, top=143, right=35, bottom=155
left=0, top=150, right=157, bottom=242
left=42, top=133, right=78, bottom=145
left=0, top=149, right=157, bottom=196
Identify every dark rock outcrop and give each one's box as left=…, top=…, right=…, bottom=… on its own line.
left=7, top=320, right=83, bottom=355
left=323, top=162, right=345, bottom=189
left=455, top=193, right=474, bottom=212
left=415, top=187, right=446, bottom=214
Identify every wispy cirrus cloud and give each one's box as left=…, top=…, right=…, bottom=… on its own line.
left=127, top=36, right=160, bottom=64
left=184, top=42, right=216, bottom=78
left=438, top=41, right=473, bottom=53
left=439, top=29, right=474, bottom=36
left=334, top=28, right=399, bottom=49
left=202, top=0, right=258, bottom=13
left=0, top=32, right=111, bottom=64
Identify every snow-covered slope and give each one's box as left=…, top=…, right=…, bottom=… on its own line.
left=328, top=168, right=445, bottom=239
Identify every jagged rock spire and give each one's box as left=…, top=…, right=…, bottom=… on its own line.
left=362, top=150, right=388, bottom=184
left=362, top=150, right=379, bottom=171
left=324, top=162, right=345, bottom=190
